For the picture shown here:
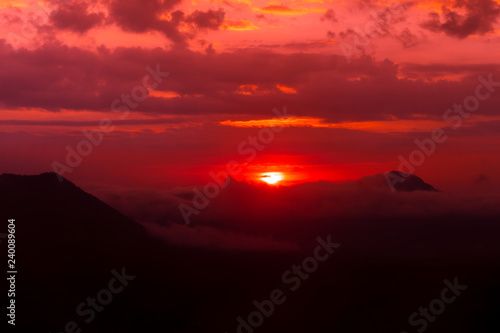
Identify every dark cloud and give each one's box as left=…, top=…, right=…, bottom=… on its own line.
left=44, top=0, right=226, bottom=44
left=336, top=2, right=417, bottom=48
left=338, top=28, right=356, bottom=39
left=282, top=40, right=332, bottom=50
left=321, top=9, right=337, bottom=22
left=2, top=40, right=500, bottom=122
left=1, top=11, right=23, bottom=25
left=205, top=43, right=216, bottom=55
left=422, top=0, right=500, bottom=38
left=109, top=0, right=180, bottom=32
left=0, top=118, right=192, bottom=127
left=394, top=28, right=418, bottom=48
left=50, top=2, right=105, bottom=33
left=399, top=63, right=500, bottom=79
left=474, top=172, right=490, bottom=184
left=185, top=9, right=225, bottom=30
left=145, top=223, right=300, bottom=252
left=109, top=0, right=186, bottom=43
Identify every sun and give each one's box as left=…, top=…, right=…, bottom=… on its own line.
left=260, top=172, right=284, bottom=185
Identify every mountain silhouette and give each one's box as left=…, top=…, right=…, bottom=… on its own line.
left=0, top=172, right=152, bottom=332
left=0, top=172, right=299, bottom=332
left=1, top=172, right=499, bottom=333
left=0, top=172, right=148, bottom=272
left=386, top=170, right=439, bottom=192
left=353, top=171, right=439, bottom=192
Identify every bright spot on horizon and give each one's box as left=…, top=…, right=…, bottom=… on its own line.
left=260, top=172, right=284, bottom=185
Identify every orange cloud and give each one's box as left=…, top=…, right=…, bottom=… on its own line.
left=259, top=4, right=309, bottom=15
left=222, top=19, right=260, bottom=31
left=219, top=117, right=456, bottom=133
left=276, top=84, right=297, bottom=94
left=235, top=84, right=272, bottom=95
left=300, top=0, right=324, bottom=3
left=148, top=90, right=181, bottom=98
left=236, top=84, right=258, bottom=95
left=0, top=1, right=28, bottom=8
left=211, top=0, right=253, bottom=7
left=310, top=7, right=328, bottom=13
left=220, top=117, right=327, bottom=128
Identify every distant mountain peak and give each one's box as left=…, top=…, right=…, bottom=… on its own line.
left=353, top=171, right=439, bottom=192
left=385, top=171, right=439, bottom=192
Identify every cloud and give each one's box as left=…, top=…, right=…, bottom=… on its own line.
left=50, top=2, right=105, bottom=33
left=45, top=0, right=227, bottom=44
left=394, top=28, right=418, bottom=48
left=185, top=9, right=225, bottom=30
left=145, top=223, right=300, bottom=252
left=259, top=4, right=308, bottom=15
left=422, top=0, right=500, bottom=38
left=109, top=0, right=181, bottom=32
left=2, top=39, right=500, bottom=124
left=320, top=8, right=337, bottom=22
left=474, top=172, right=490, bottom=184
left=108, top=0, right=186, bottom=43
left=87, top=175, right=500, bottom=256
left=0, top=117, right=193, bottom=127
left=282, top=40, right=334, bottom=50
left=335, top=2, right=418, bottom=48
left=221, top=19, right=259, bottom=31
left=90, top=183, right=299, bottom=252
left=276, top=84, right=297, bottom=94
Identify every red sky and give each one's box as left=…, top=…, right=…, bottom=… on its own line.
left=1, top=0, right=500, bottom=191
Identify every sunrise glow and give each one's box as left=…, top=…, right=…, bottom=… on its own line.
left=1, top=0, right=500, bottom=190
left=259, top=172, right=285, bottom=185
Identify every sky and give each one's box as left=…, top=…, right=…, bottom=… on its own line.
left=1, top=0, right=500, bottom=192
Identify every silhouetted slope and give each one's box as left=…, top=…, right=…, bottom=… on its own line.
left=0, top=173, right=298, bottom=333
left=0, top=172, right=144, bottom=232
left=0, top=173, right=499, bottom=333
left=0, top=172, right=151, bottom=332
left=0, top=172, right=147, bottom=268
left=387, top=170, right=439, bottom=192
left=355, top=171, right=439, bottom=192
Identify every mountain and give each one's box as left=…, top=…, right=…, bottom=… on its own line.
left=0, top=172, right=151, bottom=332
left=0, top=173, right=298, bottom=333
left=0, top=172, right=148, bottom=271
left=1, top=172, right=499, bottom=333
left=386, top=170, right=439, bottom=192
left=0, top=172, right=145, bottom=236
left=354, top=171, right=439, bottom=192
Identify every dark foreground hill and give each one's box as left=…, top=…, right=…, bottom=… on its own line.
left=0, top=173, right=499, bottom=333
